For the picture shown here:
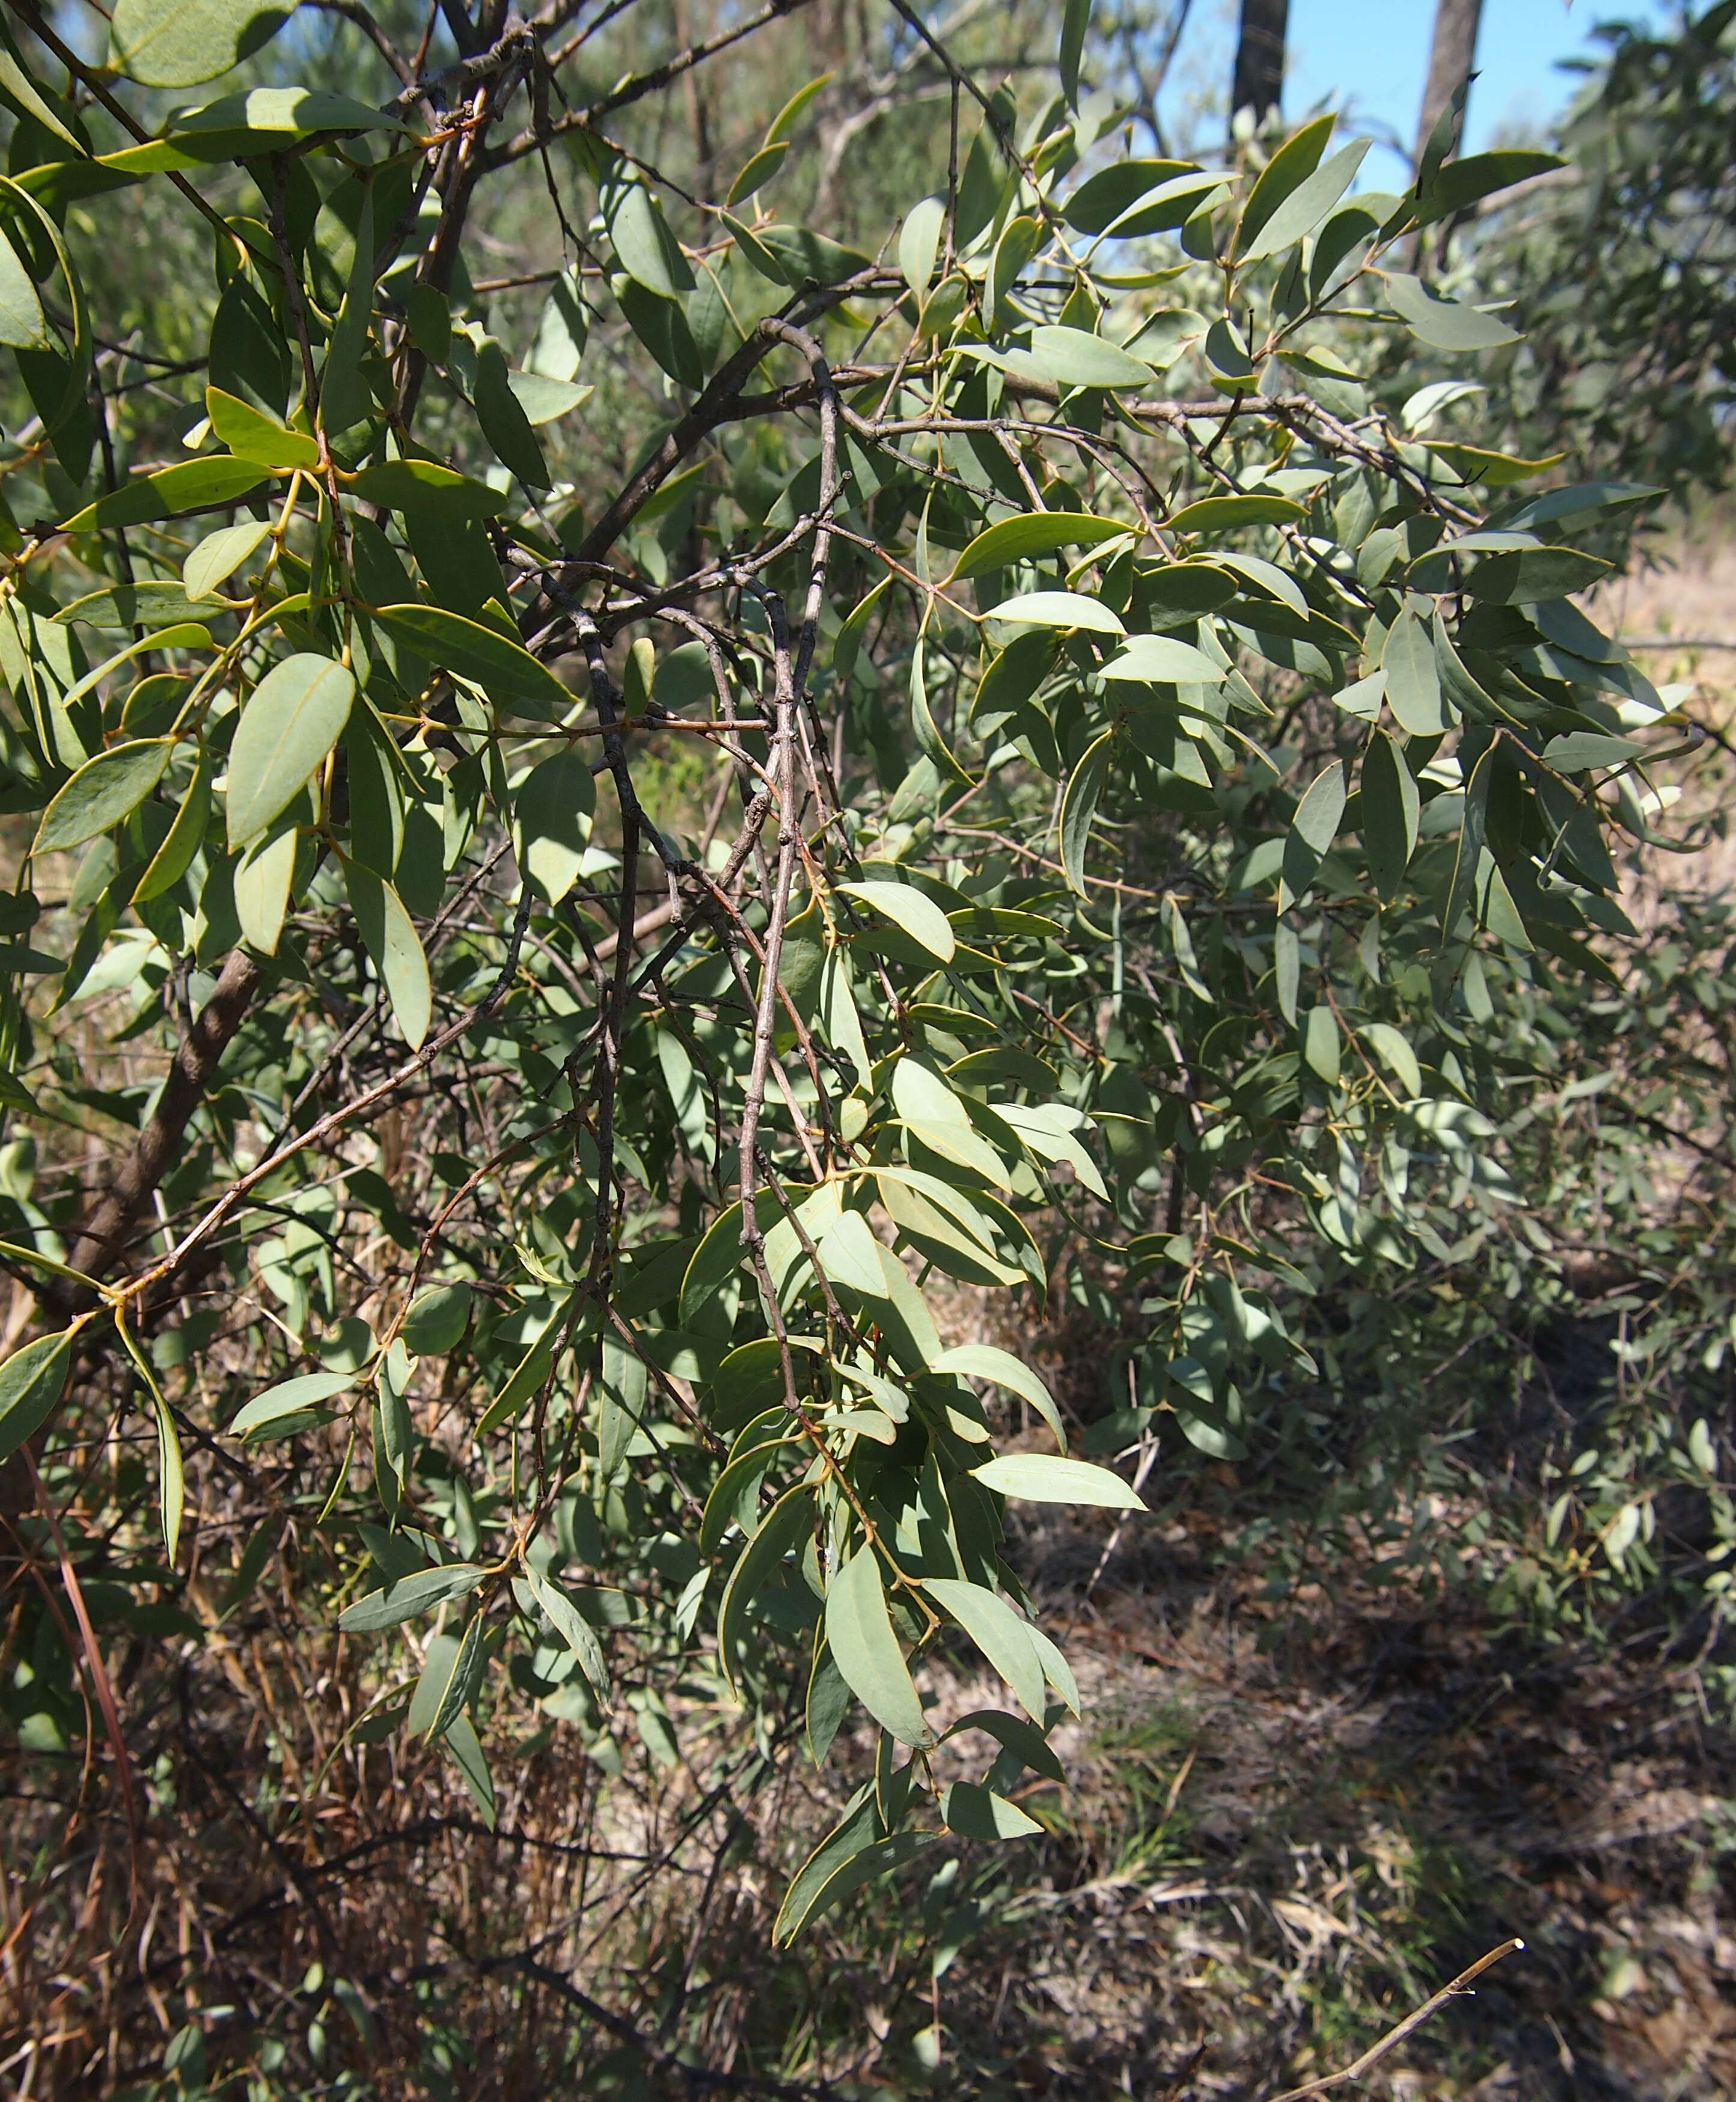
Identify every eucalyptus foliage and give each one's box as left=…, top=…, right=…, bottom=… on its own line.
left=0, top=0, right=1693, bottom=1968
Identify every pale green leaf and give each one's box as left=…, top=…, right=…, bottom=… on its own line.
left=227, top=652, right=354, bottom=851
left=34, top=739, right=172, bottom=855
left=346, top=863, right=431, bottom=1049
left=838, top=879, right=956, bottom=961
left=825, top=1546, right=932, bottom=1747
left=971, top=1453, right=1146, bottom=1509
left=0, top=1331, right=72, bottom=1464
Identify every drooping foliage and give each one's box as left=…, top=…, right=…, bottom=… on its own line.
left=0, top=0, right=1715, bottom=2086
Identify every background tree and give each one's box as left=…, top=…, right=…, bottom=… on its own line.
left=1416, top=0, right=1484, bottom=167
left=1230, top=0, right=1288, bottom=124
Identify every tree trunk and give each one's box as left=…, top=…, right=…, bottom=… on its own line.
left=1231, top=0, right=1288, bottom=126
left=1416, top=0, right=1485, bottom=167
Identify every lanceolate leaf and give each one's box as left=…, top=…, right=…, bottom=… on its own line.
left=825, top=1546, right=932, bottom=1748
left=1060, top=729, right=1113, bottom=895
left=371, top=605, right=569, bottom=714
left=33, top=739, right=172, bottom=855
left=925, top=1577, right=1047, bottom=1723
left=837, top=880, right=955, bottom=961
left=971, top=1454, right=1146, bottom=1510
left=109, top=0, right=294, bottom=87
left=930, top=1344, right=1065, bottom=1450
left=340, top=1561, right=485, bottom=1632
left=1361, top=729, right=1419, bottom=899
left=346, top=863, right=432, bottom=1049
left=227, top=654, right=355, bottom=850
left=952, top=512, right=1129, bottom=580
left=0, top=1331, right=72, bottom=1464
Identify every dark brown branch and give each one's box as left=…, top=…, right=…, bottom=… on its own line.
left=65, top=949, right=262, bottom=1292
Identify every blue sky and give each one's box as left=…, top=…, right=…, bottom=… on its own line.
left=1172, top=1, right=1672, bottom=179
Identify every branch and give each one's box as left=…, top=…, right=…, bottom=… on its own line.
left=61, top=950, right=262, bottom=1298
left=1264, top=1938, right=1525, bottom=2102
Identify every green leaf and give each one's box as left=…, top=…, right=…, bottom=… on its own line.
left=1060, top=728, right=1113, bottom=896
left=1465, top=548, right=1612, bottom=602
left=1059, top=0, right=1091, bottom=104
left=1099, top=634, right=1224, bottom=684
left=898, top=196, right=945, bottom=293
left=402, top=1282, right=471, bottom=1355
left=1065, top=159, right=1218, bottom=236
left=944, top=1707, right=1065, bottom=1783
left=0, top=223, right=50, bottom=350
left=825, top=1546, right=932, bottom=1748
left=475, top=1326, right=557, bottom=1440
left=151, top=1388, right=184, bottom=1563
left=58, top=581, right=208, bottom=630
left=755, top=225, right=870, bottom=288
left=345, top=863, right=430, bottom=1049
left=727, top=140, right=788, bottom=204
left=206, top=385, right=320, bottom=470
left=1238, top=112, right=1336, bottom=248
left=1386, top=272, right=1520, bottom=352
left=230, top=1370, right=355, bottom=1439
left=774, top=1798, right=928, bottom=1944
left=339, top=1560, right=484, bottom=1632
left=930, top=1344, right=1064, bottom=1450
left=942, top=1782, right=1043, bottom=1839
left=234, top=825, right=295, bottom=955
left=1543, top=732, right=1645, bottom=773
left=681, top=1200, right=748, bottom=1324
left=1360, top=728, right=1418, bottom=900
left=718, top=1483, right=813, bottom=1697
left=184, top=519, right=271, bottom=600
left=370, top=605, right=569, bottom=714
left=509, top=372, right=592, bottom=425
left=891, top=1059, right=1012, bottom=1187
left=513, top=747, right=596, bottom=903
left=347, top=459, right=509, bottom=520
left=925, top=1577, right=1047, bottom=1723
left=521, top=1564, right=609, bottom=1695
left=602, top=171, right=695, bottom=298
left=970, top=1453, right=1145, bottom=1510
left=61, top=456, right=269, bottom=534
left=1168, top=493, right=1306, bottom=533
left=1422, top=440, right=1565, bottom=487
left=1412, top=149, right=1562, bottom=228
left=34, top=738, right=172, bottom=855
left=227, top=652, right=354, bottom=851
left=953, top=512, right=1129, bottom=581
left=765, top=70, right=832, bottom=143
left=1443, top=743, right=1494, bottom=943
left=1291, top=758, right=1346, bottom=857
left=109, top=0, right=293, bottom=87
left=1302, top=1004, right=1340, bottom=1085
left=837, top=879, right=956, bottom=961
left=1239, top=138, right=1369, bottom=261
left=319, top=180, right=375, bottom=434
left=1381, top=605, right=1444, bottom=735
left=444, top=1713, right=495, bottom=1826
left=983, top=591, right=1124, bottom=635
left=152, top=85, right=405, bottom=159
left=909, top=640, right=973, bottom=791
left=1025, top=325, right=1152, bottom=391
left=475, top=337, right=549, bottom=489
left=1360, top=1022, right=1422, bottom=1097
left=424, top=1611, right=488, bottom=1739
left=0, top=1330, right=71, bottom=1464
